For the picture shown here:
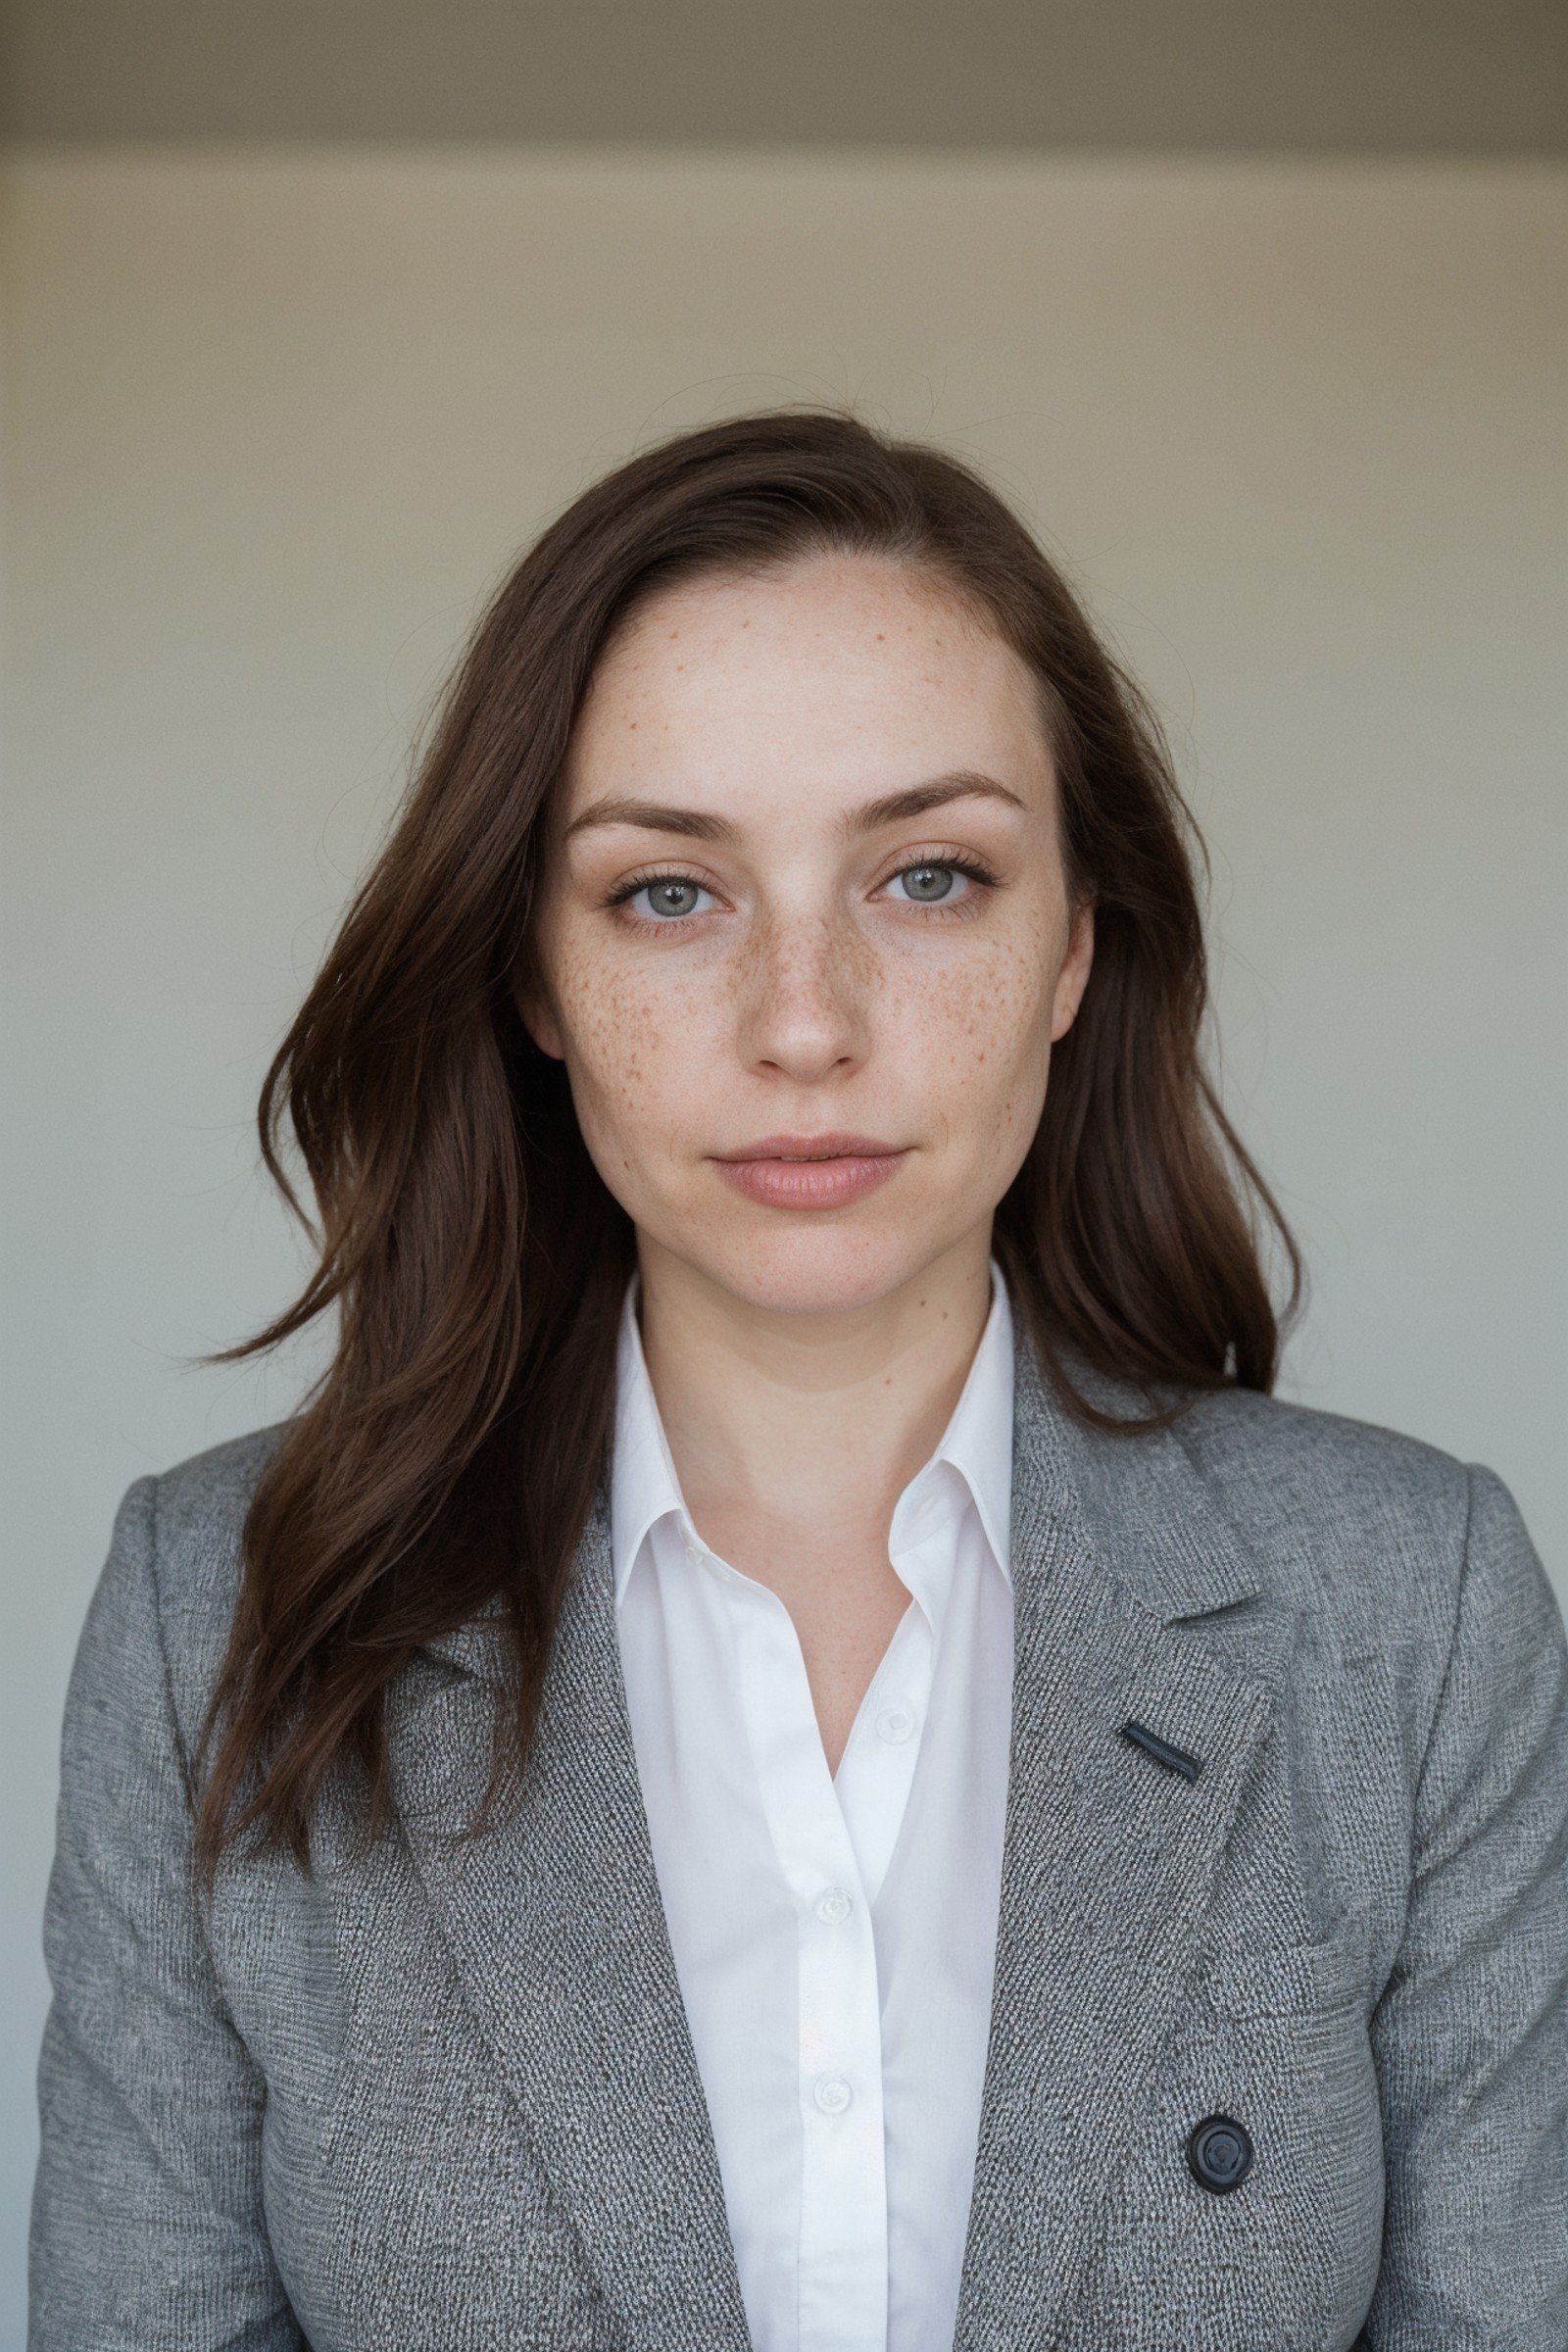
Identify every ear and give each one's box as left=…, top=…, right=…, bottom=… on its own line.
left=512, top=969, right=566, bottom=1062
left=1050, top=896, right=1096, bottom=1043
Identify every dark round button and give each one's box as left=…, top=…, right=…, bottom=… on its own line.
left=1187, top=2113, right=1253, bottom=2194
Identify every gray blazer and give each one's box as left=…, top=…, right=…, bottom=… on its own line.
left=29, top=1325, right=1568, bottom=2350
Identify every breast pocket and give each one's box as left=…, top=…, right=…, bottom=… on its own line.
left=1193, top=1928, right=1384, bottom=2339
left=1064, top=1930, right=1386, bottom=2351
left=1201, top=1924, right=1368, bottom=2021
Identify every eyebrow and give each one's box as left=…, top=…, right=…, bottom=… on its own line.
left=560, top=768, right=1029, bottom=847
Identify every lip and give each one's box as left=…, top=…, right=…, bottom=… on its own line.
left=711, top=1133, right=910, bottom=1212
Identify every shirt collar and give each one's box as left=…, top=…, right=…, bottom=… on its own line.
left=898, top=1258, right=1014, bottom=1589
left=610, top=1256, right=1015, bottom=1615
left=610, top=1275, right=692, bottom=1607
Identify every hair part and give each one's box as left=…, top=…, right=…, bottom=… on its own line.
left=192, top=407, right=1301, bottom=1880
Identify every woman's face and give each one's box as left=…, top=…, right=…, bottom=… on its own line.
left=522, top=553, right=1094, bottom=1318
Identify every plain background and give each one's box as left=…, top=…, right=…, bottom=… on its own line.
left=2, top=7, right=1565, bottom=2338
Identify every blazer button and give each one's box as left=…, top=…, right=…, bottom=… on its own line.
left=1186, top=2113, right=1253, bottom=2194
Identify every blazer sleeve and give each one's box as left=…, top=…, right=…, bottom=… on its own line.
left=28, top=1472, right=303, bottom=2351
left=1364, top=1462, right=1568, bottom=2350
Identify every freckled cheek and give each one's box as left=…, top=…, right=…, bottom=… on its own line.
left=554, top=956, right=720, bottom=1137
left=881, top=943, right=1054, bottom=1090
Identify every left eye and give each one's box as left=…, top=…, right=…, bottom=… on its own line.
left=887, top=861, right=967, bottom=905
left=628, top=878, right=716, bottom=920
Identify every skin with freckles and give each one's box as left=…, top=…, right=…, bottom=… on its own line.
left=520, top=553, right=1094, bottom=1770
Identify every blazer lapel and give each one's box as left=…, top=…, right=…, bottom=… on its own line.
left=390, top=1492, right=753, bottom=2351
left=953, top=1331, right=1277, bottom=2351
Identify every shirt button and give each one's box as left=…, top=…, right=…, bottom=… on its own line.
left=875, top=1703, right=916, bottom=1744
left=813, top=2073, right=854, bottom=2116
left=814, top=1886, right=854, bottom=1925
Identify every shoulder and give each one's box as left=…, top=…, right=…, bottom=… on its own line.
left=1058, top=1346, right=1487, bottom=1615
left=1172, top=1381, right=1473, bottom=1570
left=142, top=1417, right=292, bottom=1580
left=1054, top=1334, right=1553, bottom=1681
left=1172, top=1383, right=1473, bottom=1618
left=1159, top=1383, right=1559, bottom=1716
left=91, top=1421, right=293, bottom=1742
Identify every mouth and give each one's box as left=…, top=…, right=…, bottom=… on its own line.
left=710, top=1134, right=910, bottom=1211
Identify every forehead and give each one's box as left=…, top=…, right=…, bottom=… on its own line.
left=559, top=554, right=1054, bottom=822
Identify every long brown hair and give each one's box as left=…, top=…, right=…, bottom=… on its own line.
left=193, top=407, right=1300, bottom=1877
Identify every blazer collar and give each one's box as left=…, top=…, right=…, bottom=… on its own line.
left=1030, top=1334, right=1266, bottom=1624
left=424, top=1311, right=1263, bottom=1685
left=403, top=1315, right=1276, bottom=2349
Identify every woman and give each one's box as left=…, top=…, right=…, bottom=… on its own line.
left=30, top=411, right=1568, bottom=2351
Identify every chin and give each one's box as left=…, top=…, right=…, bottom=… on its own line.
left=680, top=1220, right=954, bottom=1319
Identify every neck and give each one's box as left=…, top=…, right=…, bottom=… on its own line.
left=634, top=1228, right=996, bottom=1553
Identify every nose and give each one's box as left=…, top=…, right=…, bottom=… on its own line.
left=734, top=902, right=873, bottom=1083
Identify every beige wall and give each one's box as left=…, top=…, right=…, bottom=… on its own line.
left=2, top=148, right=1564, bottom=2323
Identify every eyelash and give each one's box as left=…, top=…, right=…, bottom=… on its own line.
left=603, top=870, right=697, bottom=923
left=605, top=853, right=1000, bottom=928
left=878, top=852, right=1000, bottom=909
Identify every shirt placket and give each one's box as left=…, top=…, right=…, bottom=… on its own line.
left=832, top=1599, right=936, bottom=1911
left=711, top=1550, right=904, bottom=2352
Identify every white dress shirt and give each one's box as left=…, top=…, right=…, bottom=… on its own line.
left=610, top=1260, right=1016, bottom=2352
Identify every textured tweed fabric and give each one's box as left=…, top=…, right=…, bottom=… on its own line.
left=28, top=1324, right=1568, bottom=2349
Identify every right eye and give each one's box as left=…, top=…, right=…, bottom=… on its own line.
left=615, top=874, right=717, bottom=922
